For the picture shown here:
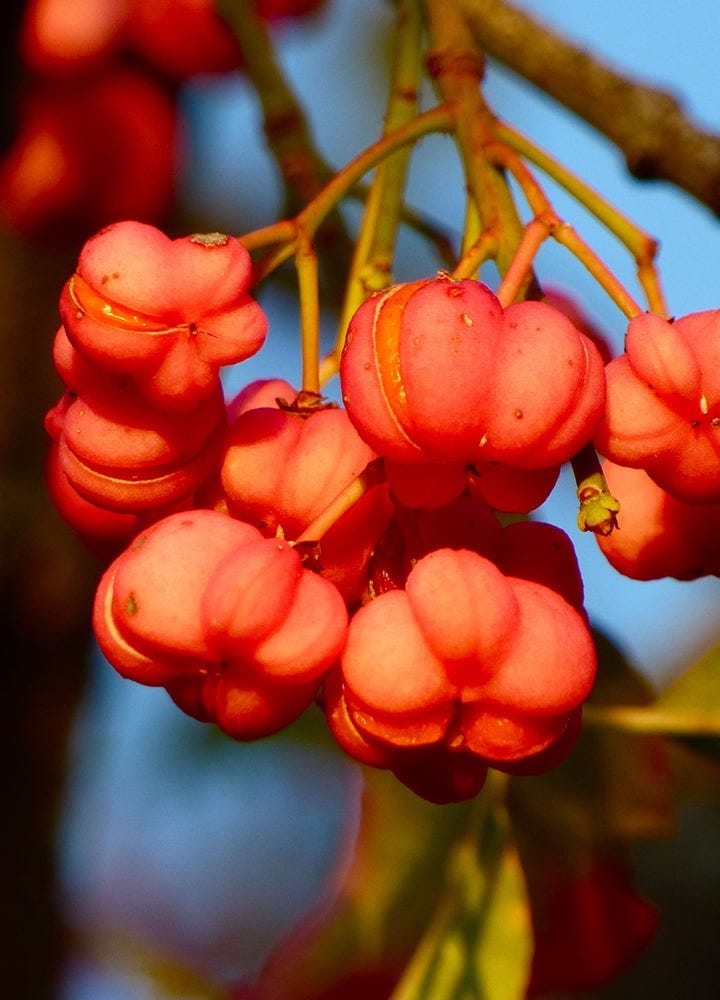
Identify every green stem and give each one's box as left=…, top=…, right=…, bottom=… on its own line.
left=390, top=772, right=519, bottom=1000
left=218, top=0, right=354, bottom=299
left=295, top=233, right=321, bottom=396
left=239, top=219, right=295, bottom=254
left=583, top=703, right=720, bottom=736
left=452, top=228, right=498, bottom=281
left=495, top=218, right=546, bottom=306
left=553, top=222, right=644, bottom=318
left=458, top=194, right=483, bottom=263
left=486, top=140, right=644, bottom=315
left=422, top=0, right=529, bottom=282
left=423, top=1, right=497, bottom=235
left=252, top=105, right=454, bottom=284
left=299, top=107, right=454, bottom=235
left=337, top=0, right=426, bottom=348
left=495, top=121, right=667, bottom=314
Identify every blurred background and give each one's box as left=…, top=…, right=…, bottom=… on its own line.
left=2, top=1, right=719, bottom=997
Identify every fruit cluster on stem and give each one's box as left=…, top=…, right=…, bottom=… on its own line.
left=40, top=0, right=716, bottom=812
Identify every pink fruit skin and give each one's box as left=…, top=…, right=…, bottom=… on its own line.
left=45, top=441, right=138, bottom=560
left=93, top=509, right=348, bottom=739
left=341, top=276, right=605, bottom=472
left=221, top=402, right=392, bottom=603
left=595, top=309, right=720, bottom=502
left=597, top=459, right=720, bottom=580
left=46, top=382, right=227, bottom=512
left=340, top=547, right=596, bottom=762
left=59, top=221, right=268, bottom=410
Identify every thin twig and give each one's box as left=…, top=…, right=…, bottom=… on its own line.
left=459, top=0, right=720, bottom=216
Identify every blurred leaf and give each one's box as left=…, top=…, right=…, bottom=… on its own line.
left=253, top=767, right=476, bottom=998
left=587, top=629, right=657, bottom=707
left=77, top=930, right=228, bottom=1000
left=391, top=777, right=531, bottom=1000
left=509, top=632, right=675, bottom=851
left=506, top=634, right=670, bottom=995
left=252, top=771, right=531, bottom=1000
left=584, top=638, right=720, bottom=759
left=475, top=841, right=532, bottom=1000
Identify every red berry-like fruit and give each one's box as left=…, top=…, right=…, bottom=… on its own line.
left=340, top=276, right=605, bottom=475
left=596, top=459, right=720, bottom=580
left=20, top=0, right=128, bottom=76
left=127, top=0, right=242, bottom=80
left=59, top=221, right=268, bottom=410
left=595, top=309, right=720, bottom=503
left=0, top=69, right=177, bottom=242
left=381, top=456, right=560, bottom=514
left=45, top=441, right=138, bottom=560
left=45, top=381, right=227, bottom=513
left=20, top=0, right=241, bottom=80
left=221, top=396, right=392, bottom=603
left=366, top=496, right=585, bottom=611
left=340, top=547, right=596, bottom=770
left=94, top=509, right=348, bottom=738
left=542, top=287, right=614, bottom=364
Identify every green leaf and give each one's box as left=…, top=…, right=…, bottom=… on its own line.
left=509, top=632, right=675, bottom=849
left=475, top=842, right=533, bottom=1000
left=585, top=638, right=720, bottom=739
left=390, top=775, right=532, bottom=1000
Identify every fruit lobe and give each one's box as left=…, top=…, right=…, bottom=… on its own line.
left=341, top=275, right=606, bottom=476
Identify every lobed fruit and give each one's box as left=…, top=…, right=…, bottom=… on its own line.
left=221, top=392, right=392, bottom=603
left=382, top=457, right=560, bottom=513
left=542, top=287, right=614, bottom=364
left=59, top=220, right=268, bottom=410
left=340, top=275, right=605, bottom=478
left=331, top=542, right=596, bottom=798
left=595, top=309, right=720, bottom=503
left=366, top=494, right=585, bottom=609
left=45, top=381, right=227, bottom=513
left=42, top=222, right=609, bottom=800
left=45, top=441, right=138, bottom=560
left=596, top=460, right=720, bottom=580
left=93, top=509, right=348, bottom=738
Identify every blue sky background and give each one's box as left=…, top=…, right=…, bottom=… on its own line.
left=60, top=2, right=720, bottom=996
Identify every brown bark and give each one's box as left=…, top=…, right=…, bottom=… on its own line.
left=459, top=0, right=720, bottom=216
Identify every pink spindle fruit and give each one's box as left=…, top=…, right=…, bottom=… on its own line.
left=595, top=309, right=720, bottom=502
left=221, top=396, right=392, bottom=603
left=59, top=221, right=268, bottom=410
left=94, top=509, right=348, bottom=739
left=340, top=276, right=605, bottom=481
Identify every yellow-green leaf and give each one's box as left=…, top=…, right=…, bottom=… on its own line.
left=585, top=640, right=720, bottom=738
left=390, top=777, right=531, bottom=1000
left=475, top=844, right=532, bottom=1000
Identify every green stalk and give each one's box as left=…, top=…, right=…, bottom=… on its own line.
left=336, top=0, right=426, bottom=353
left=422, top=0, right=529, bottom=282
